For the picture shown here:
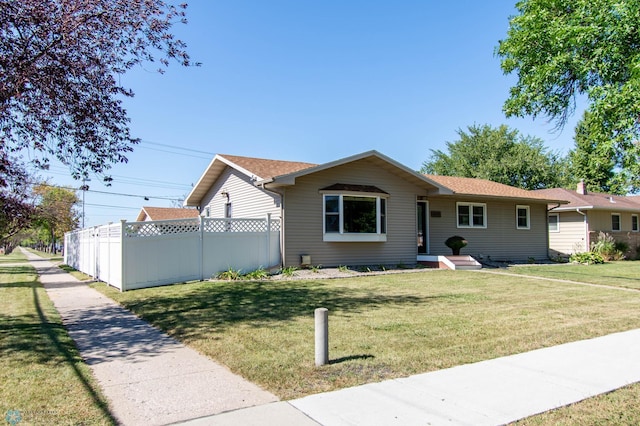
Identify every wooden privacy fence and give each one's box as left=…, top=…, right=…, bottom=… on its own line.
left=64, top=215, right=281, bottom=291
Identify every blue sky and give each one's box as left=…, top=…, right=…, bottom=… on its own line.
left=45, top=1, right=584, bottom=228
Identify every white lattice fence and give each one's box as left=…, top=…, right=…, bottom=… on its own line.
left=65, top=215, right=281, bottom=291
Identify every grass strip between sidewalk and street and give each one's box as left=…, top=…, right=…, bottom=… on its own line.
left=0, top=250, right=115, bottom=425
left=92, top=266, right=640, bottom=404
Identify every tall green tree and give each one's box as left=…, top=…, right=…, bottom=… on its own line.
left=421, top=124, right=569, bottom=190
left=496, top=0, right=640, bottom=191
left=568, top=111, right=626, bottom=194
left=32, top=184, right=79, bottom=252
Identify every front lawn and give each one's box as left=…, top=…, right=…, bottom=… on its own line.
left=92, top=269, right=640, bottom=400
left=505, top=261, right=640, bottom=290
left=0, top=262, right=114, bottom=425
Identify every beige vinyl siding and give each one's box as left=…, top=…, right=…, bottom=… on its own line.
left=282, top=158, right=426, bottom=267
left=549, top=211, right=588, bottom=255
left=200, top=167, right=281, bottom=219
left=588, top=210, right=639, bottom=233
left=428, top=199, right=549, bottom=261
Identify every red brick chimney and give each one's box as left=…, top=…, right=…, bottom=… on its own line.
left=576, top=179, right=587, bottom=195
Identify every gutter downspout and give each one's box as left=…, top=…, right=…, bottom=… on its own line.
left=576, top=208, right=588, bottom=252
left=258, top=181, right=285, bottom=270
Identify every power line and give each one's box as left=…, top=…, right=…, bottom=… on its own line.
left=140, top=140, right=215, bottom=156
left=84, top=203, right=140, bottom=210
left=136, top=145, right=212, bottom=160
left=45, top=165, right=193, bottom=191
left=26, top=181, right=185, bottom=202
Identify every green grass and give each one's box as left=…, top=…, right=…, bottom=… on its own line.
left=514, top=383, right=640, bottom=425
left=0, top=263, right=114, bottom=425
left=91, top=269, right=640, bottom=400
left=0, top=249, right=28, bottom=264
left=505, top=261, right=640, bottom=290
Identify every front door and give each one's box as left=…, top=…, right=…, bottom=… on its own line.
left=417, top=201, right=428, bottom=254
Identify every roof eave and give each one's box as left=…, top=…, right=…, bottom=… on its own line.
left=439, top=194, right=568, bottom=204
left=263, top=150, right=454, bottom=194
left=184, top=154, right=263, bottom=206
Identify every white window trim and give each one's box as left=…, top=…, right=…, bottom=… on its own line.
left=632, top=214, right=639, bottom=232
left=456, top=202, right=487, bottom=229
left=548, top=213, right=560, bottom=233
left=322, top=193, right=388, bottom=242
left=516, top=205, right=531, bottom=230
left=611, top=213, right=621, bottom=232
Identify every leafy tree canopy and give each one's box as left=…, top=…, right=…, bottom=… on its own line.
left=568, top=111, right=627, bottom=194
left=32, top=183, right=79, bottom=250
left=421, top=124, right=569, bottom=190
left=497, top=0, right=640, bottom=189
left=0, top=0, right=196, bottom=188
left=0, top=160, right=34, bottom=246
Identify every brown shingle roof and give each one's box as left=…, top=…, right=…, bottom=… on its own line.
left=534, top=188, right=640, bottom=211
left=424, top=175, right=563, bottom=202
left=220, top=154, right=317, bottom=180
left=136, top=207, right=200, bottom=222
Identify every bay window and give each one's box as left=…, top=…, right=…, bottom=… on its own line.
left=322, top=192, right=387, bottom=242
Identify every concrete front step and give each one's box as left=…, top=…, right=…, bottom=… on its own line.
left=444, top=255, right=482, bottom=270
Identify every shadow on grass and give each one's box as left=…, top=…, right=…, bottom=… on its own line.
left=330, top=354, right=375, bottom=364
left=31, top=286, right=116, bottom=423
left=117, top=280, right=438, bottom=341
left=0, top=277, right=116, bottom=424
left=0, top=265, right=36, bottom=278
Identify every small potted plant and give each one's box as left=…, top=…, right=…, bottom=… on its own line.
left=445, top=236, right=467, bottom=255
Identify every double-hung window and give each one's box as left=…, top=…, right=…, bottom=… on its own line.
left=322, top=185, right=388, bottom=242
left=548, top=213, right=559, bottom=232
left=612, top=213, right=621, bottom=231
left=516, top=205, right=530, bottom=230
left=457, top=202, right=486, bottom=228
left=632, top=214, right=639, bottom=232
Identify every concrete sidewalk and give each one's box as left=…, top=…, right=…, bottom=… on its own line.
left=187, top=329, right=640, bottom=426
left=22, top=249, right=282, bottom=426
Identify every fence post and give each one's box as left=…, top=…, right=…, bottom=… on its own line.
left=266, top=213, right=271, bottom=267
left=199, top=215, right=204, bottom=281
left=120, top=220, right=127, bottom=292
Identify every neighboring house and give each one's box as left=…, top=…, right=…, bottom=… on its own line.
left=536, top=182, right=640, bottom=258
left=136, top=206, right=200, bottom=222
left=184, top=151, right=566, bottom=268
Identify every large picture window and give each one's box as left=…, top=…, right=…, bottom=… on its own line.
left=457, top=202, right=486, bottom=228
left=323, top=194, right=387, bottom=242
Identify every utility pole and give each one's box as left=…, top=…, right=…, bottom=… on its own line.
left=81, top=179, right=91, bottom=228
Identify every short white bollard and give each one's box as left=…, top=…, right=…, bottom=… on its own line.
left=315, top=307, right=329, bottom=366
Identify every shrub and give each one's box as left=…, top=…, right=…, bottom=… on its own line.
left=590, top=231, right=625, bottom=261
left=445, top=236, right=468, bottom=255
left=244, top=267, right=269, bottom=280
left=281, top=266, right=298, bottom=277
left=216, top=267, right=243, bottom=280
left=570, top=252, right=605, bottom=265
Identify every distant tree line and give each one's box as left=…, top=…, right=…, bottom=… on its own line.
left=421, top=122, right=631, bottom=195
